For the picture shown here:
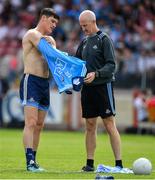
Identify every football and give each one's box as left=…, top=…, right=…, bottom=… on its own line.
left=132, top=158, right=152, bottom=175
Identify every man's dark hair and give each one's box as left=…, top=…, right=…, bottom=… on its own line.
left=39, top=8, right=60, bottom=20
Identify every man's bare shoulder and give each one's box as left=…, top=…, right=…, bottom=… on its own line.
left=23, top=29, right=42, bottom=40
left=23, top=28, right=42, bottom=46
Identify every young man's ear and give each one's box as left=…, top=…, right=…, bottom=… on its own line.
left=41, top=15, right=47, bottom=21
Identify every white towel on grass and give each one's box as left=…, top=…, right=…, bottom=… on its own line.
left=96, top=164, right=133, bottom=174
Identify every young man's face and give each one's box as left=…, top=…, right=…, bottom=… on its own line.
left=43, top=16, right=58, bottom=34
left=79, top=20, right=94, bottom=36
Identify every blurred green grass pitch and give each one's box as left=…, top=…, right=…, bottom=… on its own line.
left=0, top=129, right=154, bottom=179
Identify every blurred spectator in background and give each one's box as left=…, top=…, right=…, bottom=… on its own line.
left=0, top=76, right=9, bottom=127
left=133, top=90, right=148, bottom=123
left=147, top=89, right=155, bottom=123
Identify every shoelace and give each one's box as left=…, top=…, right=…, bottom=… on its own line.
left=28, top=162, right=39, bottom=169
left=33, top=163, right=40, bottom=168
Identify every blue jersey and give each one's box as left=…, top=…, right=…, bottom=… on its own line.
left=37, top=38, right=87, bottom=93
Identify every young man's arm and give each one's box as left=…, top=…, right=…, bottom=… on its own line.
left=43, top=36, right=56, bottom=48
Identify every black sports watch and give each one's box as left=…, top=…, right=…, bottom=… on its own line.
left=95, top=71, right=100, bottom=78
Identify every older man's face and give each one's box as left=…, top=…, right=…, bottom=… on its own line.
left=79, top=19, right=94, bottom=36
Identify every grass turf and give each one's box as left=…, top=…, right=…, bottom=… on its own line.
left=0, top=129, right=154, bottom=179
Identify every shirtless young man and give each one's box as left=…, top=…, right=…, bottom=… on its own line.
left=19, top=8, right=59, bottom=172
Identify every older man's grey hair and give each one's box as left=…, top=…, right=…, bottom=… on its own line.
left=79, top=10, right=96, bottom=21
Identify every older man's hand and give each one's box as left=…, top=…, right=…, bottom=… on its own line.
left=84, top=72, right=95, bottom=84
